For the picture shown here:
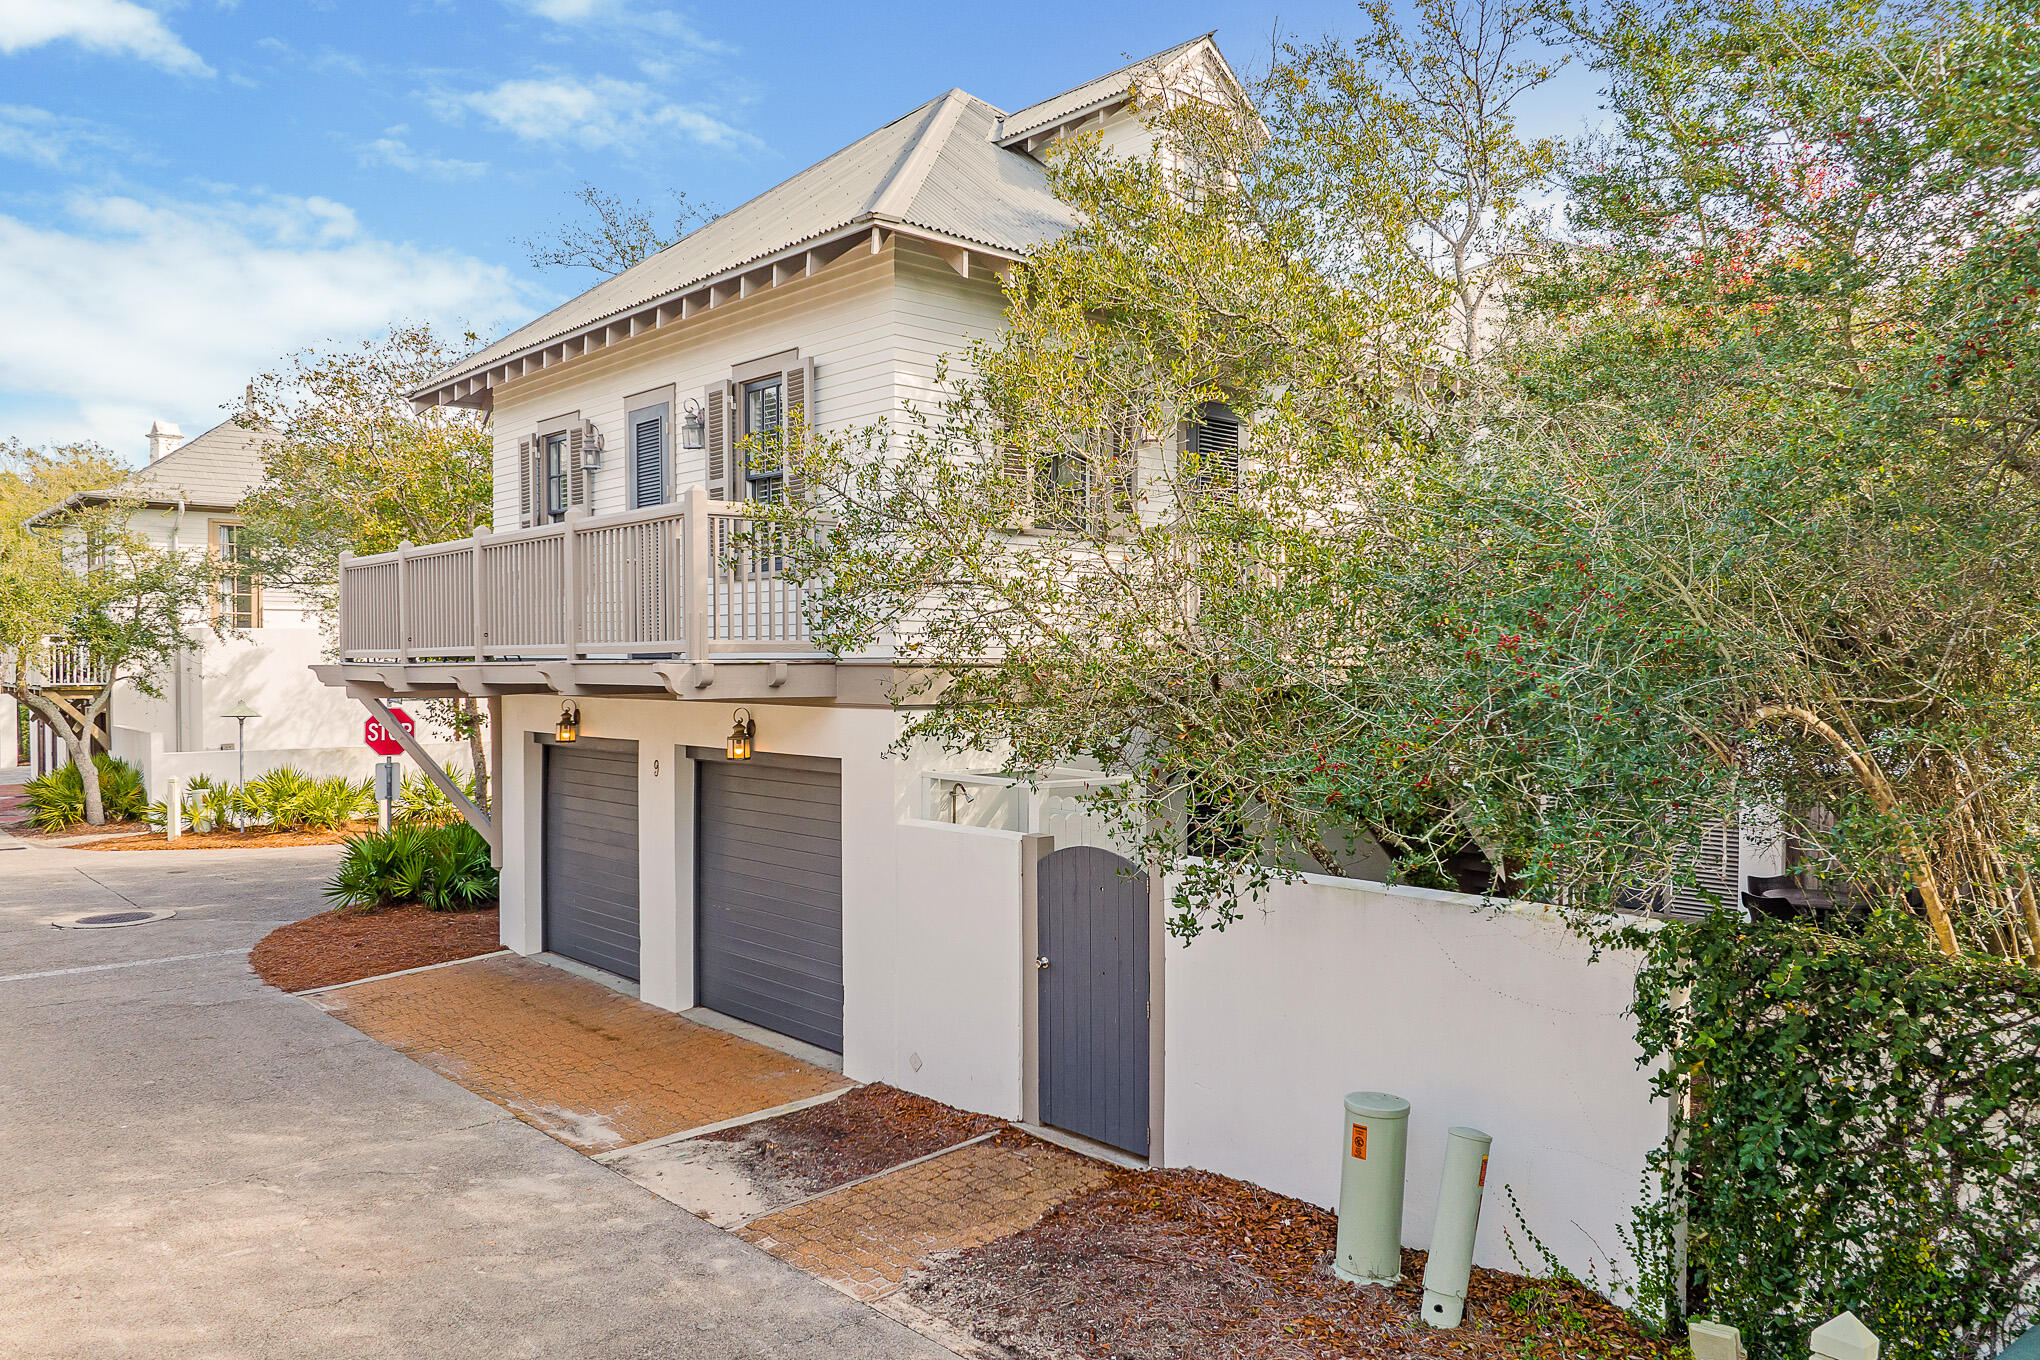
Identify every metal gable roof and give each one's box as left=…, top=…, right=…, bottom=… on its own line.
left=995, top=32, right=1216, bottom=145
left=420, top=90, right=1072, bottom=395
left=414, top=35, right=1236, bottom=403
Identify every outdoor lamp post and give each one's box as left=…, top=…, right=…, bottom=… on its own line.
left=726, top=708, right=755, bottom=761
left=221, top=700, right=259, bottom=828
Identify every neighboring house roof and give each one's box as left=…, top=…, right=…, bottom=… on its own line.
left=995, top=32, right=1217, bottom=146
left=25, top=418, right=277, bottom=525
left=413, top=35, right=1242, bottom=406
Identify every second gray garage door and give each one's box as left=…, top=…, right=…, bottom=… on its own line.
left=696, top=756, right=843, bottom=1052
left=543, top=740, right=640, bottom=981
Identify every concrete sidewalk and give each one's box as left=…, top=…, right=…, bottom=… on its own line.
left=0, top=841, right=959, bottom=1360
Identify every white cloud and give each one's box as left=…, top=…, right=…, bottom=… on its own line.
left=0, top=0, right=212, bottom=77
left=0, top=105, right=129, bottom=169
left=358, top=128, right=486, bottom=181
left=0, top=190, right=542, bottom=454
left=501, top=0, right=723, bottom=52
left=431, top=73, right=756, bottom=155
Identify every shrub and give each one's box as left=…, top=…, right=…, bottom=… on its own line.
left=241, top=765, right=314, bottom=827
left=326, top=822, right=497, bottom=911
left=23, top=754, right=148, bottom=831
left=395, top=771, right=477, bottom=827
left=1630, top=913, right=2040, bottom=1359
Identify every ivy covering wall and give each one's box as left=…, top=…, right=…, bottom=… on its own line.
left=1630, top=916, right=2040, bottom=1359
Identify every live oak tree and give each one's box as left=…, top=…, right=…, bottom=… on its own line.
left=785, top=0, right=2040, bottom=964
left=237, top=324, right=497, bottom=810
left=0, top=441, right=219, bottom=824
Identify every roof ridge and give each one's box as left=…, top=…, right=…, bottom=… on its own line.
left=865, top=88, right=973, bottom=222
left=999, top=31, right=1217, bottom=139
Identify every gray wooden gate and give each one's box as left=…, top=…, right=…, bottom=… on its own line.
left=696, top=755, right=844, bottom=1052
left=1037, top=845, right=1150, bottom=1156
left=543, top=740, right=641, bottom=980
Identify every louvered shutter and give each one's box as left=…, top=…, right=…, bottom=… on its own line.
left=1187, top=403, right=1242, bottom=502
left=780, top=357, right=813, bottom=502
left=630, top=408, right=667, bottom=508
left=568, top=425, right=586, bottom=507
left=705, top=383, right=729, bottom=500
left=1002, top=446, right=1034, bottom=529
left=1668, top=821, right=1742, bottom=919
left=517, top=436, right=533, bottom=526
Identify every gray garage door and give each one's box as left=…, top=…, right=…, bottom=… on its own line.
left=543, top=741, right=640, bottom=981
left=696, top=756, right=843, bottom=1052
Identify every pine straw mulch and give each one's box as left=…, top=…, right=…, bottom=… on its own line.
left=696, top=1082, right=1006, bottom=1195
left=249, top=903, right=501, bottom=993
left=904, top=1167, right=1679, bottom=1360
left=84, top=822, right=373, bottom=851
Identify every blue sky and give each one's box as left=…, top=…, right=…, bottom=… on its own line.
left=0, top=0, right=1601, bottom=465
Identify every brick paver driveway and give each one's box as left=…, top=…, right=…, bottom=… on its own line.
left=739, top=1132, right=1113, bottom=1301
left=313, top=953, right=850, bottom=1152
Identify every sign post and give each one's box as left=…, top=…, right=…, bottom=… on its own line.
left=364, top=707, right=413, bottom=834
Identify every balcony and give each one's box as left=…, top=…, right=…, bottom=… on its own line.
left=327, top=488, right=863, bottom=704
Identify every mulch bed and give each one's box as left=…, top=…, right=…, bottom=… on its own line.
left=84, top=823, right=370, bottom=851
left=905, top=1168, right=1678, bottom=1360
left=249, top=904, right=501, bottom=993
left=697, top=1082, right=1006, bottom=1195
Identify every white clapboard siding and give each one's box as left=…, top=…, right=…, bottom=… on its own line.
left=490, top=245, right=907, bottom=529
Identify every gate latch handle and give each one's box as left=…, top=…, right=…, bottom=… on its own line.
left=1035, top=956, right=1051, bottom=969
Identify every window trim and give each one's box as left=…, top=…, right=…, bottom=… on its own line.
left=533, top=410, right=580, bottom=523
left=209, top=516, right=262, bottom=629
left=625, top=385, right=674, bottom=509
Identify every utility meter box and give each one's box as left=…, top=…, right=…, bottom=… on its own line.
left=1333, top=1091, right=1410, bottom=1286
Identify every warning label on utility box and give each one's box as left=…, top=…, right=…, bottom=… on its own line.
left=1351, top=1124, right=1368, bottom=1160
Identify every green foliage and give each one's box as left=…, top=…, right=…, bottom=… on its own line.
left=395, top=770, right=477, bottom=826
left=1629, top=915, right=2040, bottom=1357
left=145, top=769, right=370, bottom=834
left=325, top=822, right=497, bottom=911
left=22, top=755, right=147, bottom=831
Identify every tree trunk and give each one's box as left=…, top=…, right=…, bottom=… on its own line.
left=14, top=688, right=105, bottom=825
left=1752, top=704, right=1960, bottom=957
left=464, top=697, right=490, bottom=817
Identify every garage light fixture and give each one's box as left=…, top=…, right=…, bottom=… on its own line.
left=555, top=701, right=581, bottom=743
left=726, top=708, right=756, bottom=761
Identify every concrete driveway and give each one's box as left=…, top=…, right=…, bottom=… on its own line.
left=0, top=839, right=958, bottom=1360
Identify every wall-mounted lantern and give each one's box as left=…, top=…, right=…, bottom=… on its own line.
left=555, top=701, right=581, bottom=743
left=725, top=707, right=755, bottom=761
left=580, top=419, right=604, bottom=468
left=681, top=398, right=706, bottom=450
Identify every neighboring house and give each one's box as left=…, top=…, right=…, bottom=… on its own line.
left=23, top=417, right=458, bottom=793
left=315, top=37, right=1687, bottom=1285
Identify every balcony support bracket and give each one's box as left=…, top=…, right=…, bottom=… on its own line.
left=354, top=695, right=497, bottom=853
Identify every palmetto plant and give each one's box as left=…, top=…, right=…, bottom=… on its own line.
left=325, top=822, right=496, bottom=911
left=23, top=755, right=148, bottom=832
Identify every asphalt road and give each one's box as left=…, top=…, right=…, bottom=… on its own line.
left=0, top=838, right=957, bottom=1360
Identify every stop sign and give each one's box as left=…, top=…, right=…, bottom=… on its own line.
left=364, top=707, right=414, bottom=755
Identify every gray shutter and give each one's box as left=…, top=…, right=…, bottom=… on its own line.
left=568, top=425, right=586, bottom=507
left=781, top=357, right=812, bottom=502
left=705, top=383, right=729, bottom=500
left=1187, top=403, right=1241, bottom=502
left=630, top=408, right=667, bottom=509
left=518, top=436, right=533, bottom=526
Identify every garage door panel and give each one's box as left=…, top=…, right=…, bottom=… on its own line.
left=697, top=757, right=843, bottom=1052
left=545, top=742, right=641, bottom=982
left=699, top=848, right=844, bottom=891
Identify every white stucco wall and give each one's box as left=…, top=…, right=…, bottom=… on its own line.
left=887, top=819, right=1032, bottom=1118
left=1161, top=872, right=1665, bottom=1286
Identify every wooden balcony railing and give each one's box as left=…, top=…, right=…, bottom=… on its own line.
left=32, top=638, right=110, bottom=688
left=337, top=487, right=822, bottom=663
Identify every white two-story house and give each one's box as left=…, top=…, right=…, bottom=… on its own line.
left=320, top=34, right=1242, bottom=1153
left=22, top=416, right=441, bottom=790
